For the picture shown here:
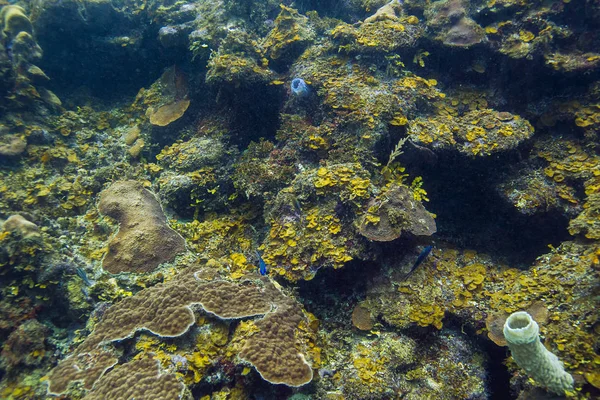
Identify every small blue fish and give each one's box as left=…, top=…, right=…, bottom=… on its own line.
left=76, top=267, right=92, bottom=286
left=255, top=251, right=267, bottom=276
left=402, top=245, right=433, bottom=281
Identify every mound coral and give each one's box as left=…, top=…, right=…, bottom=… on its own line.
left=98, top=180, right=186, bottom=274
left=1, top=215, right=39, bottom=239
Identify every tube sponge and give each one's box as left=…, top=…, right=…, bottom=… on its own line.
left=503, top=311, right=574, bottom=395
left=291, top=78, right=309, bottom=97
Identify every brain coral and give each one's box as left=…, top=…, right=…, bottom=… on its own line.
left=47, top=270, right=313, bottom=394
left=98, top=180, right=186, bottom=274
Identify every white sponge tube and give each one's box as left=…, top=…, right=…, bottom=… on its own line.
left=503, top=311, right=574, bottom=394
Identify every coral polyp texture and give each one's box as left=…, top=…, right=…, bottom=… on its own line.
left=83, top=356, right=184, bottom=400
left=98, top=180, right=186, bottom=274
left=239, top=290, right=313, bottom=386
left=47, top=269, right=313, bottom=394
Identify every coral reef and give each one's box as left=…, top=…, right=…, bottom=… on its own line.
left=262, top=5, right=315, bottom=69
left=407, top=110, right=535, bottom=157
left=0, top=0, right=599, bottom=399
left=363, top=241, right=599, bottom=395
left=0, top=319, right=48, bottom=371
left=239, top=292, right=313, bottom=386
left=0, top=4, right=60, bottom=110
left=98, top=180, right=186, bottom=274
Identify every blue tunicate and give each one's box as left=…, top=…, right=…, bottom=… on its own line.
left=291, top=78, right=309, bottom=97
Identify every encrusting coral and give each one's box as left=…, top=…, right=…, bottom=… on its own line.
left=47, top=269, right=314, bottom=394
left=359, top=183, right=436, bottom=242
left=98, top=180, right=186, bottom=274
left=82, top=356, right=184, bottom=400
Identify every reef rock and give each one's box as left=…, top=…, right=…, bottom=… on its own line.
left=0, top=5, right=32, bottom=41
left=359, top=184, right=436, bottom=242
left=0, top=319, right=48, bottom=370
left=0, top=135, right=27, bottom=157
left=98, top=180, right=186, bottom=274
left=1, top=214, right=39, bottom=239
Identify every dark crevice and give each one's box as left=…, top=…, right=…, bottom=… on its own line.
left=421, top=151, right=572, bottom=267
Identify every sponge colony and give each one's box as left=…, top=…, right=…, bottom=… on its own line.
left=98, top=180, right=186, bottom=274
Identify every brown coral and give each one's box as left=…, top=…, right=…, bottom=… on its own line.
left=148, top=99, right=190, bottom=127
left=0, top=135, right=26, bottom=156
left=47, top=348, right=120, bottom=395
left=441, top=18, right=485, bottom=48
left=47, top=271, right=313, bottom=393
left=98, top=180, right=186, bottom=274
left=240, top=293, right=313, bottom=387
left=83, top=356, right=184, bottom=400
left=351, top=304, right=374, bottom=331
left=359, top=184, right=437, bottom=242
left=2, top=214, right=39, bottom=239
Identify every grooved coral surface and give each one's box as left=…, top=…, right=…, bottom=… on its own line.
left=98, top=180, right=186, bottom=274
left=47, top=349, right=119, bottom=395
left=83, top=356, right=184, bottom=400
left=239, top=294, right=313, bottom=387
left=47, top=271, right=313, bottom=393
